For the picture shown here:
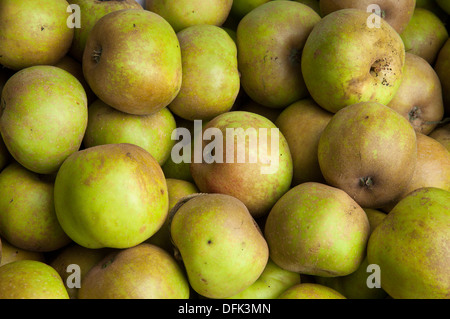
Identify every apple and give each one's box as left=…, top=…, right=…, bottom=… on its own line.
left=278, top=283, right=346, bottom=299
left=236, top=0, right=321, bottom=108
left=54, top=143, right=169, bottom=249
left=0, top=260, right=69, bottom=299
left=67, top=0, right=143, bottom=62
left=387, top=53, right=444, bottom=135
left=0, top=0, right=73, bottom=70
left=0, top=65, right=88, bottom=174
left=167, top=24, right=240, bottom=121
left=318, top=102, right=418, bottom=208
left=301, top=8, right=406, bottom=114
left=400, top=7, right=449, bottom=65
left=83, top=99, right=177, bottom=166
left=435, top=38, right=450, bottom=116
left=319, top=0, right=416, bottom=34
left=145, top=0, right=233, bottom=33
left=367, top=187, right=450, bottom=299
left=429, top=123, right=450, bottom=151
left=0, top=237, right=45, bottom=267
left=82, top=9, right=182, bottom=115
left=0, top=162, right=72, bottom=252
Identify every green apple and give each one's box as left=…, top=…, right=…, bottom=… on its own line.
left=170, top=193, right=269, bottom=298
left=168, top=24, right=240, bottom=121
left=275, top=98, right=333, bottom=186
left=319, top=0, right=416, bottom=34
left=0, top=0, right=73, bottom=70
left=367, top=187, right=450, bottom=299
left=302, top=8, right=405, bottom=114
left=0, top=260, right=69, bottom=299
left=67, top=0, right=143, bottom=61
left=82, top=9, right=182, bottom=115
left=387, top=53, right=444, bottom=135
left=318, top=102, right=418, bottom=208
left=190, top=111, right=293, bottom=218
left=230, top=0, right=271, bottom=19
left=278, top=283, right=346, bottom=299
left=237, top=1, right=321, bottom=108
left=264, top=182, right=370, bottom=277
left=145, top=0, right=233, bottom=33
left=0, top=65, right=88, bottom=174
left=435, top=38, right=450, bottom=116
left=0, top=237, right=45, bottom=267
left=227, top=259, right=301, bottom=299
left=54, top=143, right=169, bottom=249
left=50, top=243, right=115, bottom=299
left=78, top=243, right=190, bottom=299
left=0, top=162, right=72, bottom=252
left=400, top=8, right=449, bottom=64
left=146, top=178, right=199, bottom=252
left=83, top=99, right=176, bottom=166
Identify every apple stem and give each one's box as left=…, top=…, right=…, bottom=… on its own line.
left=92, top=47, right=102, bottom=64
left=359, top=176, right=374, bottom=188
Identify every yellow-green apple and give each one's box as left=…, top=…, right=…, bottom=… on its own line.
left=83, top=99, right=176, bottom=166
left=301, top=9, right=406, bottom=113
left=0, top=0, right=73, bottom=70
left=54, top=143, right=169, bottom=249
left=168, top=24, right=240, bottom=121
left=264, top=182, right=370, bottom=276
left=435, top=38, right=450, bottom=115
left=319, top=0, right=416, bottom=34
left=0, top=260, right=69, bottom=299
left=0, top=65, right=88, bottom=174
left=67, top=0, right=143, bottom=62
left=169, top=193, right=269, bottom=298
left=226, top=259, right=301, bottom=299
left=400, top=8, right=449, bottom=64
left=318, top=102, right=418, bottom=208
left=367, top=187, right=450, bottom=299
left=429, top=123, right=450, bottom=151
left=82, top=9, right=182, bottom=115
left=145, top=0, right=232, bottom=33
left=278, top=283, right=346, bottom=299
left=387, top=53, right=444, bottom=135
left=275, top=98, right=333, bottom=186
left=237, top=1, right=321, bottom=108
left=0, top=162, right=72, bottom=252
left=190, top=111, right=293, bottom=218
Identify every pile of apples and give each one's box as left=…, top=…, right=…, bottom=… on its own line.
left=0, top=0, right=448, bottom=300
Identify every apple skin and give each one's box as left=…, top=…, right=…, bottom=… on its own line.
left=319, top=0, right=416, bottom=34
left=278, top=283, right=346, bottom=299
left=367, top=187, right=450, bottom=299
left=302, top=9, right=405, bottom=114
left=226, top=259, right=301, bottom=299
left=429, top=123, right=450, bottom=151
left=275, top=98, right=333, bottom=186
left=264, top=182, right=370, bottom=277
left=0, top=162, right=72, bottom=252
left=400, top=8, right=449, bottom=65
left=236, top=1, right=321, bottom=108
left=435, top=38, right=450, bottom=116
left=67, top=0, right=143, bottom=62
left=318, top=102, right=418, bottom=209
left=190, top=111, right=293, bottom=218
left=54, top=143, right=169, bottom=249
left=168, top=24, right=240, bottom=121
left=0, top=237, right=45, bottom=267
left=0, top=65, right=88, bottom=175
left=387, top=53, right=444, bottom=135
left=82, top=9, right=182, bottom=116
left=145, top=0, right=233, bottom=33
left=0, top=260, right=69, bottom=299
left=83, top=99, right=176, bottom=166
left=0, top=0, right=73, bottom=70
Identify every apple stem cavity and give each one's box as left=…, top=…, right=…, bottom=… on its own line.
left=359, top=176, right=374, bottom=188
left=92, top=47, right=103, bottom=64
